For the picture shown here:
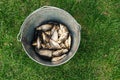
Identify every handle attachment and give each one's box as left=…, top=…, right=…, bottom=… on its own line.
left=17, top=30, right=22, bottom=42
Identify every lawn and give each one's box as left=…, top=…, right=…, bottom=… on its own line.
left=0, top=0, right=120, bottom=80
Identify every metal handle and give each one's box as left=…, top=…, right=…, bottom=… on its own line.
left=17, top=28, right=22, bottom=42
left=40, top=6, right=51, bottom=9
left=78, top=23, right=81, bottom=31
left=17, top=23, right=24, bottom=42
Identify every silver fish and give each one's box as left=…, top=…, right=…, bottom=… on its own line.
left=50, top=39, right=61, bottom=49
left=51, top=25, right=59, bottom=34
left=36, top=24, right=53, bottom=31
left=41, top=43, right=51, bottom=49
left=32, top=42, right=37, bottom=46
left=62, top=49, right=68, bottom=53
left=51, top=54, right=66, bottom=62
left=52, top=49, right=68, bottom=56
left=51, top=30, right=58, bottom=41
left=45, top=43, right=51, bottom=49
left=58, top=24, right=68, bottom=37
left=60, top=43, right=66, bottom=48
left=42, top=32, right=49, bottom=43
left=36, top=37, right=41, bottom=49
left=65, top=35, right=71, bottom=49
left=52, top=49, right=63, bottom=56
left=45, top=31, right=51, bottom=36
left=58, top=32, right=68, bottom=43
left=59, top=24, right=68, bottom=33
left=41, top=44, right=46, bottom=48
left=51, top=26, right=56, bottom=35
left=58, top=29, right=62, bottom=37
left=38, top=50, right=52, bottom=58
left=55, top=25, right=60, bottom=30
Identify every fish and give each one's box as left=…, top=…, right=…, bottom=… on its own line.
left=36, top=24, right=53, bottom=31
left=51, top=26, right=56, bottom=35
left=62, top=49, right=68, bottom=53
left=42, top=32, right=49, bottom=43
left=60, top=43, right=66, bottom=48
left=52, top=49, right=68, bottom=56
left=51, top=25, right=59, bottom=34
left=32, top=42, right=37, bottom=46
left=45, top=43, right=51, bottom=49
left=58, top=32, right=68, bottom=43
left=58, top=29, right=62, bottom=37
left=65, top=35, right=71, bottom=49
left=41, top=43, right=51, bottom=49
left=58, top=24, right=69, bottom=43
left=36, top=37, right=41, bottom=49
left=41, top=44, right=46, bottom=48
left=59, top=24, right=68, bottom=33
left=55, top=25, right=60, bottom=30
left=51, top=30, right=58, bottom=41
left=38, top=49, right=52, bottom=58
left=49, top=39, right=61, bottom=49
left=45, top=31, right=51, bottom=36
left=52, top=49, right=63, bottom=56
left=51, top=54, right=66, bottom=62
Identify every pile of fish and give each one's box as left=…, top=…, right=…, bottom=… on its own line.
left=32, top=22, right=71, bottom=62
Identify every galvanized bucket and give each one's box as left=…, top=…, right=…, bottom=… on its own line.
left=17, top=6, right=81, bottom=66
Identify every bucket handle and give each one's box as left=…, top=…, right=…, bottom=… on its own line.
left=17, top=28, right=22, bottom=42
left=17, top=23, right=24, bottom=42
left=40, top=6, right=51, bottom=9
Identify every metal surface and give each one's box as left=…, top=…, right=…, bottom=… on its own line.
left=18, top=6, right=81, bottom=66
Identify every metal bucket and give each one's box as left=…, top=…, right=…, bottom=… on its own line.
left=17, top=6, right=81, bottom=66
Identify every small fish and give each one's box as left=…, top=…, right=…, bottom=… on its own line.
left=65, top=35, right=71, bottom=49
left=41, top=43, right=51, bottom=49
left=50, top=39, right=61, bottom=49
left=41, top=44, right=46, bottom=48
left=59, top=24, right=68, bottom=33
left=58, top=24, right=68, bottom=37
left=45, top=31, right=51, bottom=36
left=32, top=42, right=37, bottom=46
left=60, top=43, right=66, bottom=48
left=52, top=49, right=63, bottom=56
left=36, top=37, right=41, bottom=49
left=38, top=49, right=52, bottom=58
left=55, top=25, right=60, bottom=30
left=51, top=54, right=66, bottom=62
left=58, top=29, right=62, bottom=37
left=51, top=30, right=58, bottom=41
left=52, top=49, right=68, bottom=56
left=58, top=32, right=68, bottom=43
left=62, top=49, right=68, bottom=53
left=51, top=26, right=56, bottom=35
left=42, top=32, right=49, bottom=43
left=51, top=25, right=59, bottom=35
left=45, top=43, right=51, bottom=49
left=36, top=24, right=53, bottom=31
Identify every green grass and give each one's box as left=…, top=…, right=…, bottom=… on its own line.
left=0, top=0, right=120, bottom=80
